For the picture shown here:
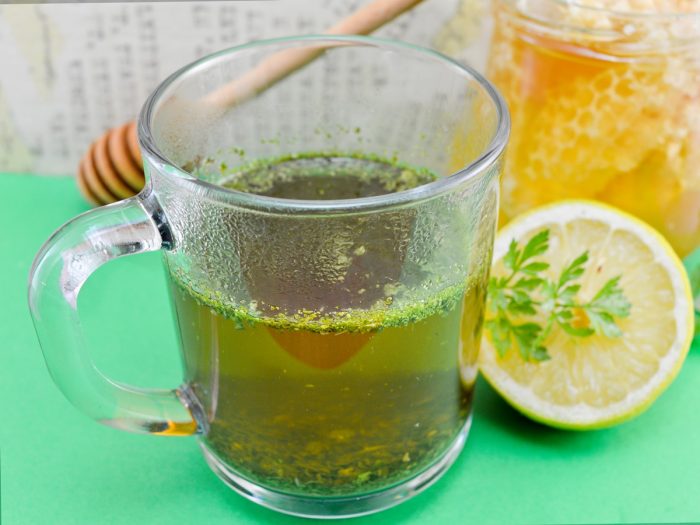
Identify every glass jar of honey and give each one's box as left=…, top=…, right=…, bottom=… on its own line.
left=487, top=0, right=700, bottom=257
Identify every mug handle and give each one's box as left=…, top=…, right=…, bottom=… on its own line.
left=28, top=192, right=199, bottom=436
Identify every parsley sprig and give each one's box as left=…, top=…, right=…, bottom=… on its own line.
left=486, top=229, right=631, bottom=362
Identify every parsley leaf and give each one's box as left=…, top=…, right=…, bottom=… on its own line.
left=486, top=229, right=631, bottom=363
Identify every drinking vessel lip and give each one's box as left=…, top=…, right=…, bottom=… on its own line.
left=138, top=34, right=510, bottom=214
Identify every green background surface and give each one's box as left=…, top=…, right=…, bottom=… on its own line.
left=2, top=173, right=699, bottom=524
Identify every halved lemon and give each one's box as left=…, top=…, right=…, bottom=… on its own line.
left=480, top=201, right=695, bottom=429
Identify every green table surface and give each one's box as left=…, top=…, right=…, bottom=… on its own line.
left=2, top=173, right=699, bottom=525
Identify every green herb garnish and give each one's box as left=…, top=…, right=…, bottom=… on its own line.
left=486, top=229, right=631, bottom=362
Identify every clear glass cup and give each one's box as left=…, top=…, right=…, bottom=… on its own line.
left=486, top=0, right=700, bottom=322
left=28, top=36, right=508, bottom=518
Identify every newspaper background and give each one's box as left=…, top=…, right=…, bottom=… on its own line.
left=0, top=0, right=491, bottom=175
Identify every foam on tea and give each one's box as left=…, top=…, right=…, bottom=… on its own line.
left=221, top=154, right=437, bottom=199
left=170, top=153, right=485, bottom=496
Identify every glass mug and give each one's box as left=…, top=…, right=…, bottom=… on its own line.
left=28, top=36, right=508, bottom=518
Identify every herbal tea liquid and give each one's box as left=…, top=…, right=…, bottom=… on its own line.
left=168, top=155, right=485, bottom=496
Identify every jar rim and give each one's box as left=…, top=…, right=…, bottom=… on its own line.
left=497, top=0, right=700, bottom=53
left=500, top=0, right=700, bottom=19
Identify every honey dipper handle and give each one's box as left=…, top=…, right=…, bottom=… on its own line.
left=203, top=0, right=424, bottom=107
left=28, top=194, right=200, bottom=436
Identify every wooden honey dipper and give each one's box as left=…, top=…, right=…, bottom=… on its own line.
left=77, top=0, right=425, bottom=205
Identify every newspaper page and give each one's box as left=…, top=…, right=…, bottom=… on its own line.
left=0, top=0, right=491, bottom=175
